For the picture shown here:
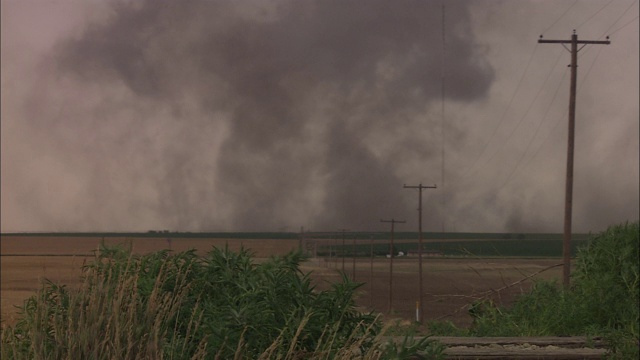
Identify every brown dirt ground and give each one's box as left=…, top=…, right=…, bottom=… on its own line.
left=1, top=235, right=563, bottom=329
left=301, top=257, right=563, bottom=328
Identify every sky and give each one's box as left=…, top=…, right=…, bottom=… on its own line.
left=1, top=0, right=638, bottom=233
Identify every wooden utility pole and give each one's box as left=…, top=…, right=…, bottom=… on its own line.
left=403, top=183, right=436, bottom=322
left=381, top=218, right=406, bottom=313
left=538, top=31, right=610, bottom=289
left=369, top=234, right=374, bottom=308
left=351, top=235, right=357, bottom=281
left=338, top=229, right=349, bottom=272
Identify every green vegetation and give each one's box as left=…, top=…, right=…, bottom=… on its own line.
left=1, top=245, right=443, bottom=359
left=324, top=238, right=589, bottom=257
left=428, top=221, right=640, bottom=359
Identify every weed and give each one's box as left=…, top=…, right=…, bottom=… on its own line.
left=460, top=221, right=639, bottom=358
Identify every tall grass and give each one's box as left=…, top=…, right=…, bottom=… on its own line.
left=1, top=245, right=443, bottom=359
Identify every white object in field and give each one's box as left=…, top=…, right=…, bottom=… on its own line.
left=386, top=254, right=391, bottom=258
left=398, top=251, right=404, bottom=256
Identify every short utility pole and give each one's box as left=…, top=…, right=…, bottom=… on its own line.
left=381, top=218, right=406, bottom=313
left=338, top=229, right=350, bottom=272
left=403, top=183, right=436, bottom=322
left=538, top=31, right=610, bottom=289
left=351, top=235, right=357, bottom=281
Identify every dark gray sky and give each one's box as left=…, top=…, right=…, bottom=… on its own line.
left=2, top=0, right=638, bottom=233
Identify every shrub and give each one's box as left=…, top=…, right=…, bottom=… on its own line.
left=466, top=221, right=639, bottom=358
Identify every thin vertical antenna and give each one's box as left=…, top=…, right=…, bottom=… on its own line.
left=440, top=1, right=446, bottom=233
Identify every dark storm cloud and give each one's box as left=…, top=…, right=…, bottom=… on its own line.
left=36, top=0, right=494, bottom=231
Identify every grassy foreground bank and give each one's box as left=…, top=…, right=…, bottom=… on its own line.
left=426, top=221, right=639, bottom=359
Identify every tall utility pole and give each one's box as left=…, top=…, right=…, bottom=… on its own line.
left=381, top=218, right=405, bottom=313
left=538, top=31, right=610, bottom=289
left=403, top=183, right=436, bottom=322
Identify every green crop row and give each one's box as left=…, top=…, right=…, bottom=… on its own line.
left=320, top=239, right=589, bottom=258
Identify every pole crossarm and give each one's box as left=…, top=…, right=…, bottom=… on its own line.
left=403, top=184, right=437, bottom=191
left=380, top=219, right=406, bottom=224
left=538, top=39, right=611, bottom=44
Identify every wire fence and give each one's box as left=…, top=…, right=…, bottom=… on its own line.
left=300, top=232, right=584, bottom=324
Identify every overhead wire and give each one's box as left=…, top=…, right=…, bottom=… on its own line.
left=598, top=0, right=639, bottom=38
left=480, top=0, right=633, bottom=190
left=455, top=43, right=540, bottom=181
left=609, top=14, right=639, bottom=36
left=456, top=46, right=565, bottom=185
left=450, top=1, right=631, bottom=224
left=496, top=70, right=568, bottom=191
left=452, top=0, right=584, bottom=186
left=456, top=47, right=566, bottom=204
left=576, top=0, right=616, bottom=31
left=463, top=45, right=604, bottom=203
left=541, top=0, right=579, bottom=35
left=503, top=42, right=609, bottom=188
left=579, top=0, right=637, bottom=57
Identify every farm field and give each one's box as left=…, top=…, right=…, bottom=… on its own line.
left=302, top=256, right=563, bottom=327
left=1, top=234, right=565, bottom=328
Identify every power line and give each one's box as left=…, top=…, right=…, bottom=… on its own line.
left=541, top=0, right=579, bottom=35
left=496, top=35, right=610, bottom=188
left=456, top=43, right=541, bottom=180
left=600, top=0, right=639, bottom=38
left=510, top=40, right=609, bottom=185
left=576, top=0, right=616, bottom=31
left=580, top=0, right=637, bottom=57
left=455, top=33, right=610, bottom=231
left=456, top=58, right=567, bottom=206
left=496, top=70, right=568, bottom=191
left=458, top=46, right=565, bottom=184
left=609, top=14, right=639, bottom=36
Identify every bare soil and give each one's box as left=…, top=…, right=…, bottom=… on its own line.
left=301, top=256, right=563, bottom=328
